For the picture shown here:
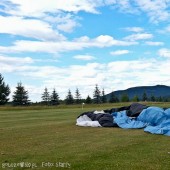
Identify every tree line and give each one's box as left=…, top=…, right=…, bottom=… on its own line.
left=0, top=73, right=169, bottom=106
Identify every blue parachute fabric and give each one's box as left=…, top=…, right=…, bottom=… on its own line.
left=137, top=107, right=167, bottom=126
left=112, top=111, right=147, bottom=129
left=164, top=108, right=170, bottom=118
left=112, top=107, right=170, bottom=136
left=144, top=120, right=170, bottom=136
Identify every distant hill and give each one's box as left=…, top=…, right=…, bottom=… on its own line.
left=105, top=85, right=170, bottom=101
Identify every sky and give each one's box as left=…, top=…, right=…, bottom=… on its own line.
left=0, top=0, right=170, bottom=102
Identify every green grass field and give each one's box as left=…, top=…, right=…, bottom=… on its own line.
left=0, top=103, right=170, bottom=170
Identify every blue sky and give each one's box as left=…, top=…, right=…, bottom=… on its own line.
left=0, top=0, right=170, bottom=101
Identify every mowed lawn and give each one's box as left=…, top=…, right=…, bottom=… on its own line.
left=0, top=103, right=170, bottom=170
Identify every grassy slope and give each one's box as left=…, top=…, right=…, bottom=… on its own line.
left=0, top=103, right=170, bottom=170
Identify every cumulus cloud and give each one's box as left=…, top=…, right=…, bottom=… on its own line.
left=2, top=56, right=170, bottom=101
left=44, top=13, right=80, bottom=33
left=158, top=48, right=170, bottom=58
left=57, top=19, right=78, bottom=33
left=114, top=0, right=139, bottom=14
left=158, top=25, right=170, bottom=34
left=114, top=0, right=170, bottom=23
left=2, top=0, right=104, bottom=16
left=0, top=16, right=65, bottom=41
left=124, top=33, right=153, bottom=41
left=145, top=41, right=164, bottom=46
left=135, top=0, right=170, bottom=23
left=0, top=55, right=33, bottom=65
left=73, top=55, right=96, bottom=61
left=0, top=55, right=34, bottom=72
left=164, top=25, right=170, bottom=32
left=110, top=50, right=130, bottom=56
left=1, top=0, right=170, bottom=24
left=124, top=27, right=144, bottom=32
left=0, top=35, right=137, bottom=54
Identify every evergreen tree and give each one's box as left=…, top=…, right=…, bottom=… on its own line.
left=132, top=95, right=139, bottom=102
left=50, top=88, right=60, bottom=105
left=163, top=98, right=168, bottom=102
left=121, top=93, right=129, bottom=102
left=41, top=87, right=50, bottom=105
left=109, top=93, right=119, bottom=103
left=158, top=96, right=163, bottom=102
left=150, top=94, right=156, bottom=102
left=85, top=95, right=92, bottom=104
left=101, top=88, right=107, bottom=103
left=142, top=91, right=148, bottom=101
left=12, top=82, right=30, bottom=106
left=93, top=84, right=101, bottom=104
left=65, top=89, right=74, bottom=105
left=75, top=88, right=81, bottom=104
left=0, top=73, right=10, bottom=105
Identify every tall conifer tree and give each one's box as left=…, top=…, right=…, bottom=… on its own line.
left=93, top=84, right=101, bottom=104
left=13, top=82, right=30, bottom=105
left=0, top=73, right=10, bottom=105
left=51, top=88, right=60, bottom=105
left=42, top=87, right=50, bottom=105
left=65, top=89, right=74, bottom=105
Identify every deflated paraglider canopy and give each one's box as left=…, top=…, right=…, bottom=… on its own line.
left=76, top=103, right=170, bottom=136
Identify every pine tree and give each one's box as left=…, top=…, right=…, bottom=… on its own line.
left=41, top=87, right=50, bottom=105
left=132, top=95, right=139, bottom=102
left=0, top=73, right=10, bottom=105
left=150, top=94, right=156, bottom=102
left=142, top=91, right=148, bottom=101
left=109, top=93, right=119, bottom=103
left=12, top=82, right=30, bottom=106
left=65, top=89, right=74, bottom=105
left=101, top=88, right=107, bottom=103
left=85, top=95, right=92, bottom=104
left=75, top=88, right=81, bottom=104
left=50, top=88, right=60, bottom=105
left=121, top=93, right=129, bottom=102
left=158, top=96, right=163, bottom=102
left=93, top=84, right=101, bottom=104
left=163, top=98, right=168, bottom=102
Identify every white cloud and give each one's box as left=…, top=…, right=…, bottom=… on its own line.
left=124, top=33, right=153, bottom=41
left=2, top=56, right=170, bottom=101
left=73, top=55, right=96, bottom=61
left=158, top=25, right=170, bottom=34
left=110, top=50, right=130, bottom=55
left=3, top=0, right=105, bottom=16
left=0, top=55, right=33, bottom=65
left=0, top=55, right=34, bottom=73
left=135, top=0, right=170, bottom=23
left=1, top=0, right=170, bottom=24
left=0, top=35, right=137, bottom=54
left=145, top=41, right=164, bottom=46
left=44, top=13, right=80, bottom=33
left=164, top=25, right=170, bottom=32
left=0, top=16, right=65, bottom=41
left=124, top=27, right=144, bottom=32
left=158, top=48, right=170, bottom=58
left=57, top=18, right=79, bottom=33
left=114, top=0, right=139, bottom=14
left=104, top=0, right=116, bottom=5
left=114, top=0, right=170, bottom=23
